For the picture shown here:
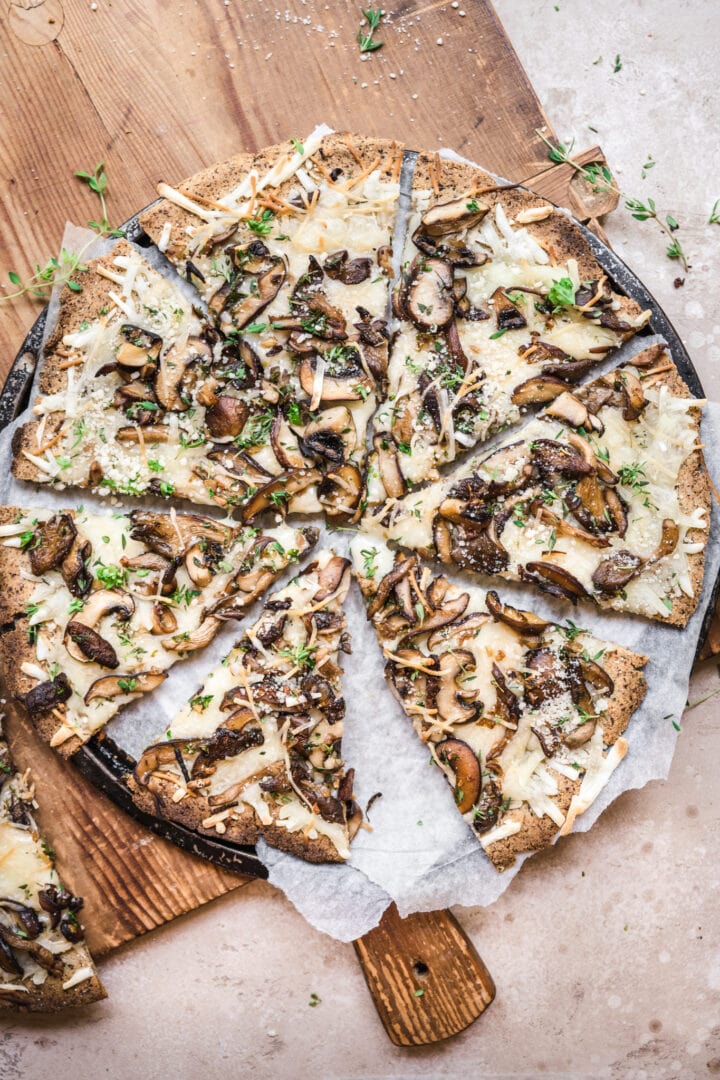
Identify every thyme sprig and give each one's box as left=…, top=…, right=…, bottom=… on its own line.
left=75, top=162, right=123, bottom=238
left=358, top=7, right=384, bottom=53
left=535, top=130, right=689, bottom=273
left=1, top=247, right=90, bottom=305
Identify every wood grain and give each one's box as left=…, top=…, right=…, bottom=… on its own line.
left=0, top=0, right=559, bottom=371
left=353, top=903, right=496, bottom=1046
left=2, top=701, right=249, bottom=958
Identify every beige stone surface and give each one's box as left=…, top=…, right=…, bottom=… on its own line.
left=3, top=3, right=720, bottom=1078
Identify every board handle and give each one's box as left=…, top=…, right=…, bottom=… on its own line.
left=353, top=904, right=495, bottom=1046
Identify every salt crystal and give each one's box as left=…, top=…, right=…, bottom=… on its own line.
left=436, top=37, right=443, bottom=45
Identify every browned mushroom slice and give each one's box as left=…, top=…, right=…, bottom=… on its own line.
left=433, top=515, right=453, bottom=564
left=317, top=464, right=363, bottom=521
left=413, top=228, right=489, bottom=269
left=117, top=324, right=162, bottom=368
left=301, top=407, right=357, bottom=465
left=566, top=474, right=607, bottom=532
left=366, top=555, right=416, bottom=619
left=24, top=673, right=72, bottom=716
left=64, top=622, right=119, bottom=669
left=485, top=590, right=553, bottom=635
left=29, top=513, right=77, bottom=576
left=205, top=395, right=249, bottom=440
left=427, top=611, right=489, bottom=651
left=618, top=371, right=647, bottom=420
left=324, top=250, right=373, bottom=284
left=116, top=425, right=170, bottom=443
left=69, top=587, right=135, bottom=631
left=60, top=534, right=93, bottom=598
left=113, top=382, right=159, bottom=425
left=531, top=439, right=594, bottom=479
left=164, top=616, right=221, bottom=653
left=531, top=504, right=610, bottom=548
left=134, top=737, right=195, bottom=784
left=373, top=435, right=407, bottom=499
left=240, top=468, right=321, bottom=522
left=421, top=195, right=490, bottom=236
left=563, top=718, right=597, bottom=748
left=491, top=287, right=527, bottom=331
left=452, top=520, right=509, bottom=575
left=434, top=651, right=479, bottom=725
left=471, top=780, right=503, bottom=834
left=271, top=413, right=308, bottom=470
left=151, top=602, right=178, bottom=635
left=577, top=655, right=615, bottom=694
left=404, top=592, right=470, bottom=637
left=406, top=257, right=455, bottom=331
left=84, top=670, right=167, bottom=703
left=298, top=353, right=373, bottom=403
left=541, top=357, right=597, bottom=383
left=521, top=562, right=589, bottom=603
left=647, top=518, right=680, bottom=565
left=543, top=391, right=590, bottom=429
left=436, top=738, right=482, bottom=813
left=226, top=257, right=287, bottom=330
left=524, top=647, right=566, bottom=707
left=511, top=375, right=570, bottom=407
left=591, top=551, right=644, bottom=595
left=155, top=336, right=212, bottom=412
left=603, top=487, right=628, bottom=537
left=128, top=510, right=234, bottom=558
left=314, top=555, right=351, bottom=602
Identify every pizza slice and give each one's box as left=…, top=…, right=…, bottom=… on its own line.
left=129, top=550, right=360, bottom=863
left=0, top=505, right=317, bottom=755
left=139, top=131, right=404, bottom=521
left=0, top=720, right=104, bottom=1011
left=364, top=345, right=710, bottom=625
left=367, top=151, right=650, bottom=506
left=350, top=536, right=648, bottom=870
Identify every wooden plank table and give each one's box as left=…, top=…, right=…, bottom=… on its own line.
left=0, top=0, right=624, bottom=1016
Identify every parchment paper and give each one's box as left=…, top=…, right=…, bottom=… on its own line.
left=2, top=206, right=718, bottom=944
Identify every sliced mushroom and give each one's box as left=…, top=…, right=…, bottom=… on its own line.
left=511, top=375, right=570, bottom=407
left=471, top=780, right=503, bottom=834
left=531, top=503, right=611, bottom=548
left=302, top=406, right=357, bottom=465
left=373, top=435, right=406, bottom=499
left=218, top=254, right=287, bottom=330
left=421, top=195, right=489, bottom=236
left=491, top=287, right=527, bottom=332
left=366, top=555, right=416, bottom=619
left=314, top=556, right=351, bottom=603
left=543, top=391, right=590, bottom=429
left=271, top=413, right=307, bottom=470
left=129, top=510, right=234, bottom=558
left=531, top=439, right=594, bottom=479
left=116, top=424, right=170, bottom=444
left=324, top=250, right=373, bottom=284
left=72, top=588, right=135, bottom=628
left=29, top=514, right=77, bottom=576
left=520, top=562, right=589, bottom=603
left=404, top=592, right=470, bottom=638
left=434, top=651, right=479, bottom=725
left=84, top=670, right=168, bottom=703
left=151, top=602, right=178, bottom=635
left=406, top=257, right=455, bottom=331
left=436, top=738, right=482, bottom=814
left=648, top=518, right=680, bottom=565
left=240, top=469, right=321, bottom=522
left=23, top=673, right=72, bottom=716
left=155, top=336, right=212, bottom=411
left=204, top=395, right=248, bottom=440
left=433, top=516, right=453, bottom=564
left=164, top=616, right=221, bottom=653
left=524, top=647, right=566, bottom=707
left=563, top=718, right=597, bottom=748
left=298, top=353, right=373, bottom=403
left=451, top=519, right=510, bottom=575
left=60, top=534, right=93, bottom=598
left=117, top=324, right=162, bottom=368
left=427, top=611, right=489, bottom=651
left=317, top=464, right=364, bottom=520
left=65, top=622, right=119, bottom=668
left=485, top=590, right=552, bottom=635
left=591, top=550, right=644, bottom=595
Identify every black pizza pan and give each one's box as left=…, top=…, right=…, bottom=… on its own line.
left=0, top=184, right=715, bottom=880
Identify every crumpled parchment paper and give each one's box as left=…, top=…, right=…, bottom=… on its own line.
left=1, top=188, right=718, bottom=945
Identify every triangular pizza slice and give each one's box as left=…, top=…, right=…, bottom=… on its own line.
left=129, top=550, right=360, bottom=863
left=0, top=506, right=316, bottom=754
left=366, top=151, right=650, bottom=506
left=363, top=345, right=710, bottom=626
left=351, top=537, right=648, bottom=870
left=0, top=720, right=104, bottom=1011
left=139, top=131, right=404, bottom=522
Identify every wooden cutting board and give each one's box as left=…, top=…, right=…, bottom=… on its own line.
left=0, top=0, right=619, bottom=956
